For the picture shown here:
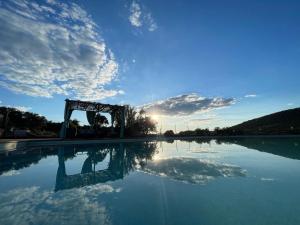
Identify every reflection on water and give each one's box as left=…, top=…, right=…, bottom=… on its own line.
left=0, top=141, right=248, bottom=190
left=217, top=137, right=300, bottom=160
left=55, top=142, right=155, bottom=191
left=143, top=158, right=246, bottom=185
left=1, top=137, right=300, bottom=225
left=55, top=143, right=246, bottom=190
left=56, top=145, right=122, bottom=191
left=0, top=185, right=113, bottom=225
left=0, top=137, right=300, bottom=189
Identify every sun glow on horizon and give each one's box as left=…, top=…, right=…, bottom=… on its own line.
left=151, top=114, right=160, bottom=122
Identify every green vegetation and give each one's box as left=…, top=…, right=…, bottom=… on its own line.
left=1, top=106, right=299, bottom=138
left=164, top=107, right=300, bottom=137
left=0, top=106, right=62, bottom=138
left=230, top=108, right=300, bottom=135
left=123, top=107, right=156, bottom=137
left=0, top=106, right=157, bottom=138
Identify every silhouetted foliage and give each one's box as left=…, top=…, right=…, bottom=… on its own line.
left=66, top=119, right=81, bottom=137
left=230, top=108, right=300, bottom=135
left=45, top=121, right=62, bottom=134
left=174, top=108, right=300, bottom=137
left=0, top=107, right=47, bottom=130
left=178, top=130, right=201, bottom=137
left=123, top=106, right=157, bottom=137
left=164, top=130, right=175, bottom=137
left=1, top=105, right=299, bottom=138
left=94, top=113, right=109, bottom=128
left=0, top=107, right=60, bottom=137
left=194, top=128, right=210, bottom=136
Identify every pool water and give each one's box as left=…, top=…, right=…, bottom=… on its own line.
left=0, top=137, right=300, bottom=225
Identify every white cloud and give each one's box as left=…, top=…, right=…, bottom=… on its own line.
left=260, top=177, right=275, bottom=182
left=244, top=94, right=257, bottom=98
left=128, top=1, right=157, bottom=31
left=141, top=93, right=235, bottom=116
left=1, top=170, right=21, bottom=176
left=14, top=106, right=32, bottom=112
left=129, top=1, right=142, bottom=27
left=0, top=102, right=32, bottom=112
left=0, top=0, right=121, bottom=100
left=0, top=184, right=120, bottom=225
left=145, top=12, right=158, bottom=32
left=287, top=103, right=294, bottom=106
left=189, top=118, right=214, bottom=122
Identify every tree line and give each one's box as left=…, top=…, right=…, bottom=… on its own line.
left=0, top=106, right=157, bottom=138
left=2, top=105, right=298, bottom=138
left=163, top=127, right=245, bottom=137
left=0, top=106, right=63, bottom=138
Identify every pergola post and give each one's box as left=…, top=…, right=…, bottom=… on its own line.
left=60, top=121, right=67, bottom=138
left=60, top=100, right=73, bottom=138
left=55, top=147, right=66, bottom=191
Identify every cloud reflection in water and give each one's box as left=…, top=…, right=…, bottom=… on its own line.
left=0, top=184, right=119, bottom=225
left=142, top=157, right=246, bottom=185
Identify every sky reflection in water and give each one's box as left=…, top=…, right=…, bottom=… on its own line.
left=0, top=137, right=300, bottom=225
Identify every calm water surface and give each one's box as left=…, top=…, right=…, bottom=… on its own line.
left=0, top=137, right=300, bottom=225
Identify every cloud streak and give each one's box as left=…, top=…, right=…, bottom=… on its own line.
left=0, top=0, right=122, bottom=100
left=0, top=101, right=32, bottom=112
left=244, top=94, right=257, bottom=98
left=189, top=118, right=214, bottom=122
left=129, top=1, right=157, bottom=31
left=141, top=93, right=235, bottom=116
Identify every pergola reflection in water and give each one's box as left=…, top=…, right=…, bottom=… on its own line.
left=1, top=138, right=299, bottom=191
left=55, top=144, right=126, bottom=191
left=55, top=142, right=157, bottom=191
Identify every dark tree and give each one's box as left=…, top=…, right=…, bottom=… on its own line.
left=164, top=130, right=175, bottom=137
left=94, top=113, right=109, bottom=127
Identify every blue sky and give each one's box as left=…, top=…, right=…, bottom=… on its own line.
left=0, top=0, right=299, bottom=131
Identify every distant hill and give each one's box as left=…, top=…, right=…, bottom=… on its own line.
left=230, top=108, right=300, bottom=135
left=217, top=137, right=300, bottom=160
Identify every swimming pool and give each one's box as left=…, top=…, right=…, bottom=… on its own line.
left=0, top=137, right=300, bottom=225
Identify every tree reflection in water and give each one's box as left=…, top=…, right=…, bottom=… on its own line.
left=55, top=142, right=157, bottom=191
left=2, top=137, right=298, bottom=190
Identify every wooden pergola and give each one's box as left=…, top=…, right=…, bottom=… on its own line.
left=60, top=99, right=126, bottom=138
